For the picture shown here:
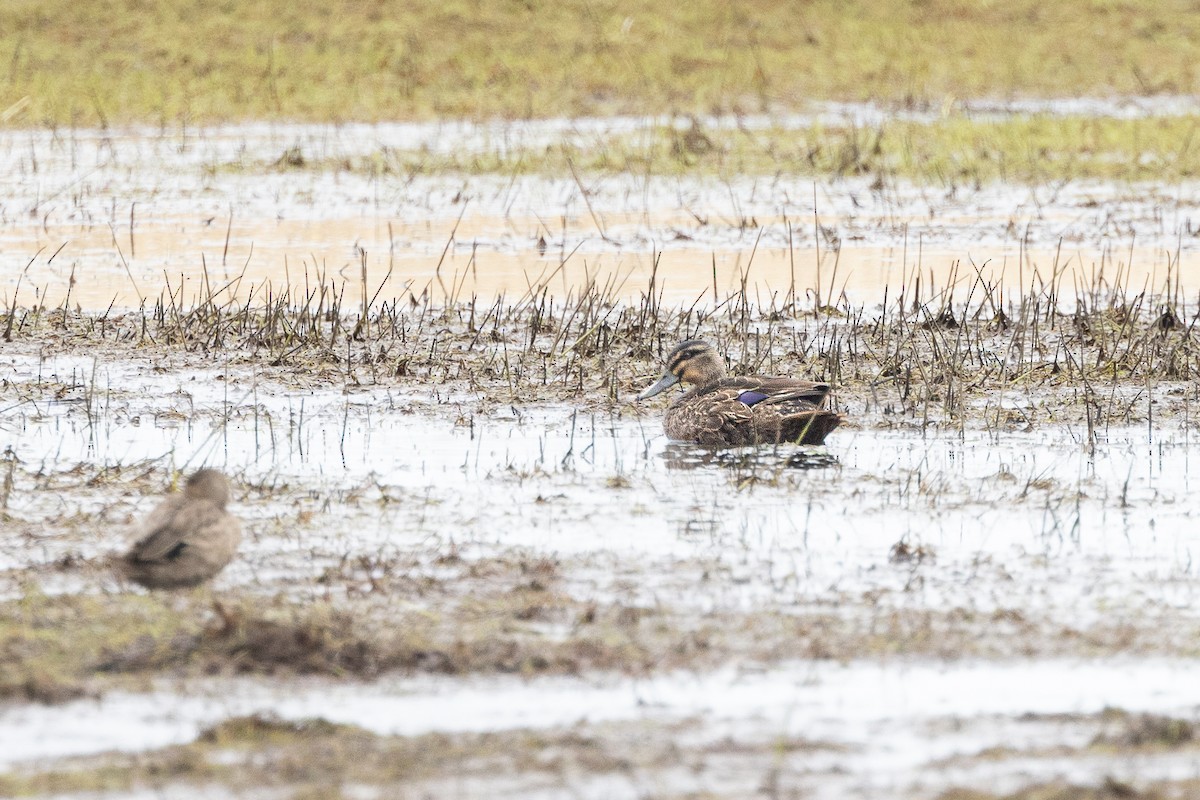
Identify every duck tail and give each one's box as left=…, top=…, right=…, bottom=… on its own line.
left=783, top=410, right=842, bottom=445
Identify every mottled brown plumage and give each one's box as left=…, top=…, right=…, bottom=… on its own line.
left=117, top=469, right=242, bottom=590
left=637, top=340, right=841, bottom=447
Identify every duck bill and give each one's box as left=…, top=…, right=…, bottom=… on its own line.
left=637, top=372, right=680, bottom=400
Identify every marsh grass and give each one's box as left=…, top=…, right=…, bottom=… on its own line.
left=940, top=780, right=1173, bottom=800
left=0, top=715, right=439, bottom=797
left=4, top=1, right=1200, bottom=126
left=4, top=250, right=1200, bottom=706
left=1092, top=711, right=1197, bottom=750
left=0, top=554, right=714, bottom=700
left=4, top=243, right=1198, bottom=438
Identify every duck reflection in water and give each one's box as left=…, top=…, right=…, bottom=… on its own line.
left=660, top=441, right=840, bottom=473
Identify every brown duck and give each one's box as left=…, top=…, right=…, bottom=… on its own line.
left=117, top=469, right=242, bottom=589
left=637, top=340, right=841, bottom=447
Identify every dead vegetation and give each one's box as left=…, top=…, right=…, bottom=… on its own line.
left=0, top=710, right=839, bottom=799
left=1, top=556, right=672, bottom=701
left=8, top=706, right=1200, bottom=800
left=5, top=553, right=1200, bottom=706
left=940, top=781, right=1164, bottom=800
left=4, top=255, right=1200, bottom=439
left=1092, top=710, right=1198, bottom=750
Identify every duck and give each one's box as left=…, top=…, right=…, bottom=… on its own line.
left=636, top=340, right=841, bottom=447
left=117, top=468, right=242, bottom=590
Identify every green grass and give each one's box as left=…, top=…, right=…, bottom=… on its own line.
left=256, top=113, right=1200, bottom=183
left=4, top=0, right=1200, bottom=126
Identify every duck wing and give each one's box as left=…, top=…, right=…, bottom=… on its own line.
left=127, top=496, right=233, bottom=563
left=663, top=376, right=839, bottom=447
left=688, top=377, right=831, bottom=407
left=728, top=378, right=840, bottom=444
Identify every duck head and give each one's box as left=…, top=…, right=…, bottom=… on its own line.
left=184, top=468, right=232, bottom=508
left=637, top=340, right=727, bottom=400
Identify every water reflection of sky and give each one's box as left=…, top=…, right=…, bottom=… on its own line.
left=5, top=349, right=1199, bottom=619
left=6, top=347, right=1200, bottom=794
left=2, top=115, right=1199, bottom=309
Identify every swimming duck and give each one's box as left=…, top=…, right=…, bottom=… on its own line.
left=637, top=340, right=841, bottom=446
left=117, top=468, right=242, bottom=589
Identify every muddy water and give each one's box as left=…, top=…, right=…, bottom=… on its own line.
left=5, top=343, right=1200, bottom=606
left=4, top=348, right=1199, bottom=580
left=3, top=118, right=1200, bottom=310
left=6, top=360, right=1200, bottom=797
left=5, top=338, right=1200, bottom=795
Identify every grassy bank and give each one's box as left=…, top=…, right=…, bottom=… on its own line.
left=3, top=0, right=1200, bottom=126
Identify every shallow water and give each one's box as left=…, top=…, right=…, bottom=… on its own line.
left=2, top=113, right=1199, bottom=310
left=5, top=345, right=1200, bottom=796
left=6, top=104, right=1200, bottom=797
left=6, top=658, right=1200, bottom=798
left=5, top=347, right=1200, bottom=612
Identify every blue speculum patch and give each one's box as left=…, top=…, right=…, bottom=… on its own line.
left=736, top=390, right=769, bottom=407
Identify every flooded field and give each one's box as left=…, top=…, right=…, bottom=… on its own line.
left=4, top=111, right=1200, bottom=311
left=5, top=337, right=1200, bottom=797
left=5, top=112, right=1200, bottom=799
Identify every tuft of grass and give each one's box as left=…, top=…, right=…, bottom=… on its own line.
left=0, top=589, right=192, bottom=703
left=197, top=714, right=366, bottom=747
left=1092, top=710, right=1198, bottom=750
